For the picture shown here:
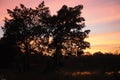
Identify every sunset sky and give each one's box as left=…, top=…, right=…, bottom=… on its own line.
left=0, top=0, right=120, bottom=54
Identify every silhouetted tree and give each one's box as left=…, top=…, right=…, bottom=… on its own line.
left=2, top=1, right=90, bottom=55
left=1, top=1, right=90, bottom=70
left=93, top=51, right=104, bottom=56
left=47, top=5, right=90, bottom=66
left=2, top=1, right=50, bottom=55
left=1, top=1, right=51, bottom=70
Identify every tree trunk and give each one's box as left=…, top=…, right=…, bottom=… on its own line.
left=53, top=45, right=63, bottom=70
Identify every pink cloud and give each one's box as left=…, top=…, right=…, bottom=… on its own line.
left=84, top=4, right=120, bottom=25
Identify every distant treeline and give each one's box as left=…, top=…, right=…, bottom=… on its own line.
left=0, top=37, right=120, bottom=73
left=0, top=47, right=120, bottom=73
left=62, top=54, right=120, bottom=72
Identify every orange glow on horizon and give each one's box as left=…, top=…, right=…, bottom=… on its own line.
left=85, top=32, right=120, bottom=54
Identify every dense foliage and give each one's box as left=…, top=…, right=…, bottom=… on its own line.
left=1, top=1, right=90, bottom=58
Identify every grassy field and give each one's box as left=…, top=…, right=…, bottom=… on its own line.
left=0, top=67, right=120, bottom=80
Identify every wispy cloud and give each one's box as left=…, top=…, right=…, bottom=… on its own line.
left=84, top=4, right=120, bottom=25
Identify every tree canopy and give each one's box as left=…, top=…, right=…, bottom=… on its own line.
left=1, top=1, right=90, bottom=57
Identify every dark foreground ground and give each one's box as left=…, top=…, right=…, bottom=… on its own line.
left=0, top=67, right=120, bottom=80
left=1, top=54, right=120, bottom=80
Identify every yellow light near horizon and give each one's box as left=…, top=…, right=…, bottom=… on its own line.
left=84, top=32, right=120, bottom=54
left=85, top=44, right=120, bottom=54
